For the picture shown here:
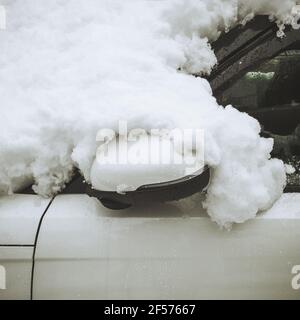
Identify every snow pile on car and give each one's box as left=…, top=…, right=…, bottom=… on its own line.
left=0, top=0, right=299, bottom=227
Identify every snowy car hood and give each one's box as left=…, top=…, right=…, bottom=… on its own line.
left=0, top=195, right=52, bottom=245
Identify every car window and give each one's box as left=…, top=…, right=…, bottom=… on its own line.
left=217, top=46, right=300, bottom=190
left=218, top=49, right=300, bottom=114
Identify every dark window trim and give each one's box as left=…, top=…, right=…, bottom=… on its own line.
left=208, top=16, right=300, bottom=96
left=212, top=16, right=274, bottom=65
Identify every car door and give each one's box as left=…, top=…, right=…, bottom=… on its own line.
left=209, top=16, right=300, bottom=191
left=31, top=193, right=300, bottom=300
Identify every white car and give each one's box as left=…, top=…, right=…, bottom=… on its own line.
left=1, top=192, right=300, bottom=300
left=1, top=15, right=300, bottom=300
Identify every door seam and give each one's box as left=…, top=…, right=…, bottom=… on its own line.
left=30, top=197, right=55, bottom=300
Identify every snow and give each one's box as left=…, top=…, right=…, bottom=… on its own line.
left=0, top=0, right=300, bottom=227
left=90, top=133, right=205, bottom=192
left=285, top=164, right=296, bottom=175
left=260, top=193, right=300, bottom=219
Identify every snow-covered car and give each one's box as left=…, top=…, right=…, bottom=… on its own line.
left=0, top=15, right=300, bottom=300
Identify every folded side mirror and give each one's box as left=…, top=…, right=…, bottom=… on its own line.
left=86, top=166, right=210, bottom=210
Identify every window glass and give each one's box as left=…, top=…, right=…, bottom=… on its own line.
left=219, top=50, right=300, bottom=111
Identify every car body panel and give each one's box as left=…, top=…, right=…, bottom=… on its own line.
left=33, top=194, right=300, bottom=300
left=0, top=195, right=52, bottom=245
left=0, top=246, right=33, bottom=300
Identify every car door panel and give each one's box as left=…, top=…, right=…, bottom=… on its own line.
left=0, top=195, right=52, bottom=245
left=33, top=194, right=300, bottom=300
